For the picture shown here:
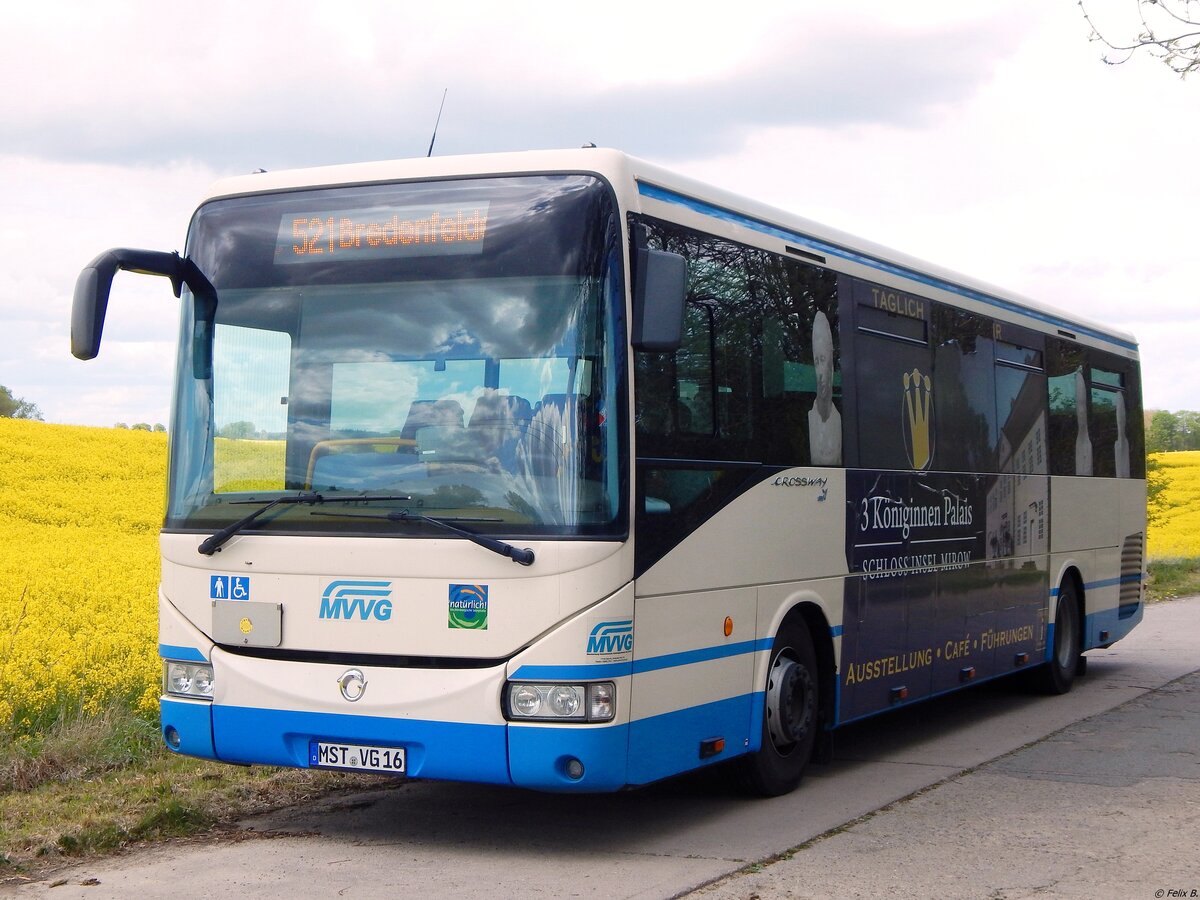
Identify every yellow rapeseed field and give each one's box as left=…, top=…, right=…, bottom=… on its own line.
left=1148, top=451, right=1200, bottom=558
left=0, top=420, right=1197, bottom=741
left=213, top=438, right=285, bottom=492
left=0, top=419, right=164, bottom=736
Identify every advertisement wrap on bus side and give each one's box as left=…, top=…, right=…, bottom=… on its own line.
left=839, top=469, right=1047, bottom=721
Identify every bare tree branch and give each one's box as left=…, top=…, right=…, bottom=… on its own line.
left=1079, top=0, right=1200, bottom=76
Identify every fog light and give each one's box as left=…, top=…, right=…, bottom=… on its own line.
left=565, top=757, right=584, bottom=780
left=164, top=725, right=181, bottom=749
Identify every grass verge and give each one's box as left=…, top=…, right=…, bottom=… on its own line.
left=0, top=704, right=388, bottom=884
left=1146, top=557, right=1200, bottom=603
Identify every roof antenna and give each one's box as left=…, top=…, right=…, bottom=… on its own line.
left=427, top=89, right=448, bottom=157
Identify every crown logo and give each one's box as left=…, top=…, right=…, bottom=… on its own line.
left=903, top=368, right=933, bottom=470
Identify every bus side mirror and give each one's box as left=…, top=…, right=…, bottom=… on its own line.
left=72, top=249, right=189, bottom=360
left=71, top=248, right=217, bottom=378
left=631, top=248, right=687, bottom=352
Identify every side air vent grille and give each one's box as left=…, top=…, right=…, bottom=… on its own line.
left=1119, top=531, right=1144, bottom=618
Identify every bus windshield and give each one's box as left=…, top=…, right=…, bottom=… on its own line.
left=167, top=174, right=626, bottom=539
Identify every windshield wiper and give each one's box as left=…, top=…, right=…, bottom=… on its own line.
left=198, top=492, right=412, bottom=556
left=313, top=509, right=535, bottom=567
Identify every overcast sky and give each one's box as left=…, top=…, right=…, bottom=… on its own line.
left=2, top=0, right=1196, bottom=426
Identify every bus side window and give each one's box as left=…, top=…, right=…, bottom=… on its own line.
left=760, top=259, right=842, bottom=467
left=850, top=279, right=932, bottom=471
left=932, top=307, right=997, bottom=473
left=1120, top=360, right=1146, bottom=478
left=635, top=304, right=711, bottom=445
left=1089, top=359, right=1136, bottom=479
left=1046, top=339, right=1090, bottom=476
left=631, top=215, right=838, bottom=575
left=994, top=333, right=1047, bottom=476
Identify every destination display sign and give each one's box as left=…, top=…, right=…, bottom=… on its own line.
left=275, top=202, right=489, bottom=264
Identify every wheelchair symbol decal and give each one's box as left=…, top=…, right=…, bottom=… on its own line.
left=211, top=576, right=251, bottom=601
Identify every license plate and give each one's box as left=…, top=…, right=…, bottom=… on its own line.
left=309, top=740, right=406, bottom=774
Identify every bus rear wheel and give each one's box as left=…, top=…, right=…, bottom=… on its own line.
left=1036, top=578, right=1082, bottom=695
left=735, top=618, right=819, bottom=796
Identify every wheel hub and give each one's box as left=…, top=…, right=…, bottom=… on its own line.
left=766, top=651, right=814, bottom=750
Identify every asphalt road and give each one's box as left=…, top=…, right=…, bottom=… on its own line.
left=10, top=596, right=1199, bottom=900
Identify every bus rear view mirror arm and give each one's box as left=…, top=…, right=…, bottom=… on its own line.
left=71, top=248, right=217, bottom=365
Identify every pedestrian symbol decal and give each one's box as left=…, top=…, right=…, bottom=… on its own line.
left=211, top=575, right=251, bottom=600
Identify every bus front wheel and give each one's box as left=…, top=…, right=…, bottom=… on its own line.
left=735, top=618, right=819, bottom=796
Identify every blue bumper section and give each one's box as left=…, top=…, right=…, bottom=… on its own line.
left=627, top=694, right=755, bottom=785
left=508, top=722, right=631, bottom=791
left=1085, top=604, right=1142, bottom=648
left=507, top=693, right=759, bottom=791
left=210, top=706, right=511, bottom=785
left=160, top=698, right=217, bottom=759
left=161, top=693, right=765, bottom=793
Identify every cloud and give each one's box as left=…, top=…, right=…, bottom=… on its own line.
left=2, top=4, right=1025, bottom=170
left=0, top=155, right=215, bottom=424
left=2, top=0, right=1196, bottom=422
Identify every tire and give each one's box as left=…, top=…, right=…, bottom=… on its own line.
left=1037, top=578, right=1082, bottom=695
left=734, top=617, right=820, bottom=797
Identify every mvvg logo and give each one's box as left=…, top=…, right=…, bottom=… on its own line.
left=587, top=619, right=633, bottom=656
left=319, top=580, right=393, bottom=621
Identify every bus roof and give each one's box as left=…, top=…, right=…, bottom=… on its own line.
left=200, top=148, right=1137, bottom=355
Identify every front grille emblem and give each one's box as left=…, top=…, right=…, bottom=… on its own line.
left=337, top=669, right=367, bottom=702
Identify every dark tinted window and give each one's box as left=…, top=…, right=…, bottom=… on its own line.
left=1046, top=339, right=1090, bottom=476
left=633, top=217, right=840, bottom=467
left=1046, top=341, right=1142, bottom=478
left=850, top=279, right=933, bottom=470
left=994, top=331, right=1047, bottom=476
left=932, top=307, right=997, bottom=472
left=1089, top=357, right=1139, bottom=478
left=632, top=216, right=839, bottom=573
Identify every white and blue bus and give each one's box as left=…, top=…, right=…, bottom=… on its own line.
left=72, top=148, right=1145, bottom=795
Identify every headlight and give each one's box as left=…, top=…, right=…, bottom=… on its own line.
left=504, top=682, right=615, bottom=722
left=164, top=660, right=215, bottom=699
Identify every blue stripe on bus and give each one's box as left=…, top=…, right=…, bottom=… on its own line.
left=511, top=637, right=773, bottom=681
left=511, top=660, right=634, bottom=680
left=632, top=638, right=772, bottom=674
left=1049, top=572, right=1143, bottom=598
left=159, top=644, right=208, bottom=662
left=1084, top=576, right=1131, bottom=590
left=636, top=181, right=1137, bottom=352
